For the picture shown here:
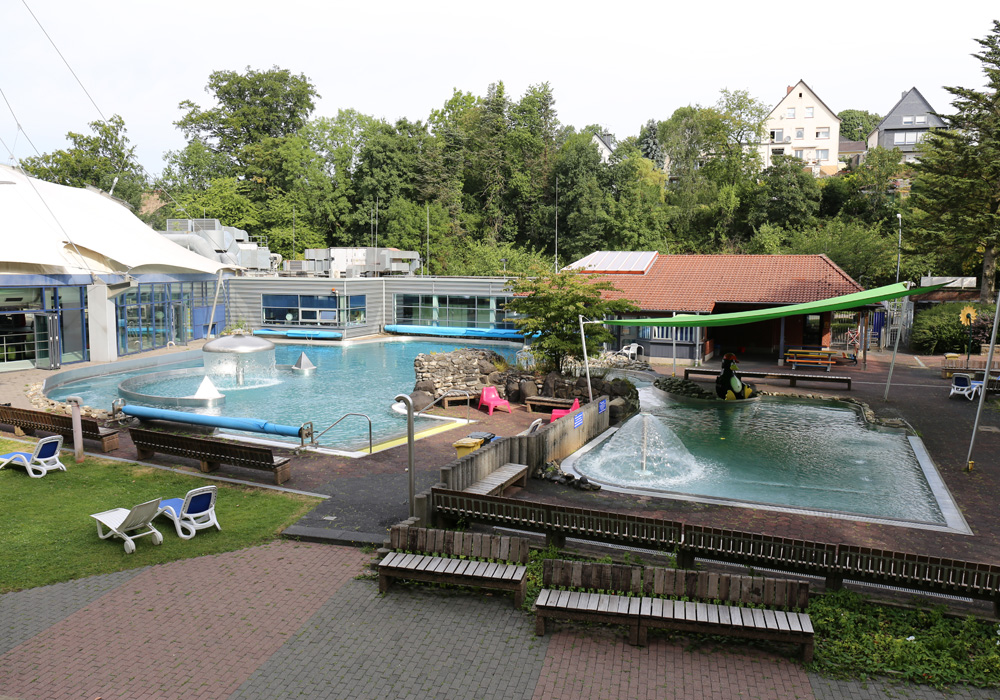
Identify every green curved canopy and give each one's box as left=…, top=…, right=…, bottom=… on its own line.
left=601, top=282, right=945, bottom=328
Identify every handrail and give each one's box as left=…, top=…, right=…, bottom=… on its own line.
left=415, top=389, right=473, bottom=424
left=311, top=413, right=373, bottom=453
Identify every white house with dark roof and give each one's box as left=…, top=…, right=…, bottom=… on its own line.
left=760, top=80, right=843, bottom=176
left=867, top=87, right=945, bottom=163
left=591, top=132, right=615, bottom=164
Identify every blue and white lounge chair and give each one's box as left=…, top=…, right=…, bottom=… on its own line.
left=0, top=436, right=67, bottom=478
left=91, top=498, right=163, bottom=553
left=156, top=485, right=221, bottom=540
left=949, top=373, right=981, bottom=401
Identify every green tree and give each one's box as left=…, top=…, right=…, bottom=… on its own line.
left=837, top=109, right=882, bottom=142
left=784, top=218, right=895, bottom=285
left=840, top=146, right=903, bottom=223
left=910, top=21, right=1000, bottom=302
left=638, top=119, right=664, bottom=170
left=746, top=156, right=821, bottom=231
left=19, top=115, right=147, bottom=211
left=715, top=88, right=770, bottom=186
left=504, top=269, right=638, bottom=371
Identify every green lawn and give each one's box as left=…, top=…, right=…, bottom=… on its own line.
left=0, top=437, right=322, bottom=593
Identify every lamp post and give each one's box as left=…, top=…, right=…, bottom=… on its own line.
left=895, top=213, right=902, bottom=284
left=500, top=258, right=508, bottom=276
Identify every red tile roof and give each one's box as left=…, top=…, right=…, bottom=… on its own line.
left=589, top=254, right=862, bottom=313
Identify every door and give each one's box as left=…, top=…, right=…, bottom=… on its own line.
left=32, top=313, right=61, bottom=370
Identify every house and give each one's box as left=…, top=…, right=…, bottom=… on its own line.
left=867, top=87, right=945, bottom=163
left=760, top=80, right=843, bottom=176
left=566, top=251, right=863, bottom=360
left=592, top=132, right=615, bottom=164
left=838, top=139, right=867, bottom=168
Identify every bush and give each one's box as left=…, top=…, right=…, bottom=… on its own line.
left=911, top=302, right=994, bottom=354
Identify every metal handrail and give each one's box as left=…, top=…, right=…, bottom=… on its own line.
left=311, top=413, right=373, bottom=453
left=415, top=389, right=474, bottom=424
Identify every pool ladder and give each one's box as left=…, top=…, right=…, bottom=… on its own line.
left=415, top=389, right=474, bottom=424
left=310, top=413, right=373, bottom=453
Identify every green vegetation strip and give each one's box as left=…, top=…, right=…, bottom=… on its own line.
left=0, top=438, right=321, bottom=593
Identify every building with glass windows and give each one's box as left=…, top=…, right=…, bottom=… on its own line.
left=0, top=166, right=234, bottom=372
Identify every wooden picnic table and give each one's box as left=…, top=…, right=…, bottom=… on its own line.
left=783, top=348, right=837, bottom=371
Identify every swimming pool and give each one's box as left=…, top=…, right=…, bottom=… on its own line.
left=46, top=340, right=520, bottom=451
left=563, top=388, right=965, bottom=530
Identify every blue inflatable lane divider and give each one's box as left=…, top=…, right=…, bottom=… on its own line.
left=384, top=325, right=523, bottom=340
left=286, top=329, right=342, bottom=339
left=252, top=329, right=287, bottom=337
left=122, top=404, right=304, bottom=438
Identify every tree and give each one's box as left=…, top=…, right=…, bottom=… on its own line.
left=746, top=156, right=821, bottom=231
left=638, top=119, right=665, bottom=170
left=504, top=269, right=638, bottom=371
left=19, top=115, right=147, bottom=211
left=714, top=88, right=770, bottom=186
left=910, top=21, right=1000, bottom=302
left=837, top=109, right=882, bottom=142
left=784, top=219, right=895, bottom=285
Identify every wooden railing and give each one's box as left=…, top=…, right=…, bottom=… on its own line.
left=431, top=489, right=1000, bottom=612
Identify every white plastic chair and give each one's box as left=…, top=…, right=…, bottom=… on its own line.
left=949, top=373, right=981, bottom=401
left=619, top=343, right=644, bottom=361
left=91, top=498, right=163, bottom=553
left=0, top=436, right=67, bottom=478
left=156, top=485, right=221, bottom=540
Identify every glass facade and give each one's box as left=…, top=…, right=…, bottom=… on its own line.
left=393, top=294, right=513, bottom=329
left=0, top=285, right=88, bottom=366
left=261, top=293, right=366, bottom=327
left=115, top=281, right=216, bottom=356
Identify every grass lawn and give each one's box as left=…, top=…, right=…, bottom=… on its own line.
left=0, top=437, right=322, bottom=593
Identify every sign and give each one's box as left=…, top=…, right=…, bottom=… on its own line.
left=574, top=413, right=584, bottom=429
left=598, top=399, right=607, bottom=414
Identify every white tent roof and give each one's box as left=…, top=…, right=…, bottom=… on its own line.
left=0, top=165, right=235, bottom=276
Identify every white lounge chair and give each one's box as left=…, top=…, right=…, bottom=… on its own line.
left=156, top=485, right=221, bottom=540
left=618, top=343, right=644, bottom=361
left=949, top=373, right=981, bottom=401
left=91, top=498, right=163, bottom=553
left=0, top=436, right=67, bottom=478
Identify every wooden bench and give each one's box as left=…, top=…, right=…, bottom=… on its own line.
left=784, top=353, right=835, bottom=371
left=379, top=525, right=531, bottom=608
left=684, top=367, right=851, bottom=390
left=129, top=427, right=291, bottom=484
left=525, top=396, right=577, bottom=414
left=535, top=560, right=814, bottom=660
left=463, top=462, right=529, bottom=496
left=0, top=405, right=120, bottom=451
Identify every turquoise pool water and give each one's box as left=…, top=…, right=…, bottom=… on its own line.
left=566, top=395, right=946, bottom=525
left=46, top=341, right=519, bottom=450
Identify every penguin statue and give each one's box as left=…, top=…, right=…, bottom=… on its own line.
left=715, top=353, right=755, bottom=400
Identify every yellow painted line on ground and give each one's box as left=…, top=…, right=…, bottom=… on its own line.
left=365, top=420, right=470, bottom=454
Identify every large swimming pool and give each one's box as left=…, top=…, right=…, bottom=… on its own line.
left=46, top=340, right=519, bottom=451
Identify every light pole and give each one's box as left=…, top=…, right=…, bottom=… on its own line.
left=895, top=213, right=902, bottom=283
left=500, top=258, right=507, bottom=276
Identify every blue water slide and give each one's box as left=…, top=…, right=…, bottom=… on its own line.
left=121, top=404, right=304, bottom=438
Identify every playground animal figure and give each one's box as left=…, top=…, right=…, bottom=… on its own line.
left=715, top=353, right=756, bottom=400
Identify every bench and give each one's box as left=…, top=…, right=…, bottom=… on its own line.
left=535, top=560, right=814, bottom=661
left=128, top=427, right=291, bottom=484
left=0, top=405, right=120, bottom=452
left=379, top=525, right=531, bottom=607
left=524, top=396, right=577, bottom=414
left=684, top=367, right=851, bottom=390
left=784, top=353, right=835, bottom=371
left=463, top=462, right=529, bottom=496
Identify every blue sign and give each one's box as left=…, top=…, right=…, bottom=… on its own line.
left=598, top=399, right=607, bottom=414
left=574, top=412, right=584, bottom=429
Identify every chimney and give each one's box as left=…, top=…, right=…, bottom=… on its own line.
left=787, top=85, right=794, bottom=95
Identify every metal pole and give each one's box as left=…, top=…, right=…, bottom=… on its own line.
left=895, top=213, right=902, bottom=284
left=394, top=393, right=416, bottom=516
left=579, top=315, right=593, bottom=403
left=425, top=201, right=430, bottom=276
left=66, top=395, right=84, bottom=462
left=554, top=177, right=558, bottom=273
left=966, top=290, right=1000, bottom=470
left=206, top=268, right=223, bottom=338
left=882, top=303, right=904, bottom=400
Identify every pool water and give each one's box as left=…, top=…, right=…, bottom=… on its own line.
left=567, top=393, right=946, bottom=525
left=47, top=341, right=519, bottom=450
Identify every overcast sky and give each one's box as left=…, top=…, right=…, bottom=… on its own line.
left=2, top=1, right=997, bottom=177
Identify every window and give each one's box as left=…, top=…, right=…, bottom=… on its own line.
left=394, top=294, right=513, bottom=329
left=261, top=293, right=360, bottom=326
left=902, top=116, right=914, bottom=125
left=915, top=115, right=927, bottom=124
left=805, top=107, right=814, bottom=118
left=772, top=148, right=784, bottom=156
left=816, top=149, right=829, bottom=161
left=770, top=128, right=784, bottom=143
left=893, top=131, right=924, bottom=145
left=794, top=149, right=804, bottom=159
left=786, top=108, right=795, bottom=119
left=816, top=127, right=830, bottom=139
left=795, top=128, right=804, bottom=139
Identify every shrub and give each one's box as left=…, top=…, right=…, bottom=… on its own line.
left=910, top=302, right=994, bottom=354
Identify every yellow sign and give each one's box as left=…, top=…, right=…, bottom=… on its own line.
left=961, top=306, right=977, bottom=326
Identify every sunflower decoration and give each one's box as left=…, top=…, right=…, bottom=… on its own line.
left=960, top=306, right=977, bottom=326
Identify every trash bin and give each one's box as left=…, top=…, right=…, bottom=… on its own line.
left=467, top=431, right=496, bottom=443
left=453, top=436, right=484, bottom=458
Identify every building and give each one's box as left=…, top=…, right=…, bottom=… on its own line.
left=566, top=251, right=863, bottom=360
left=0, top=165, right=235, bottom=372
left=866, top=87, right=945, bottom=163
left=761, top=80, right=843, bottom=176
left=592, top=132, right=615, bottom=164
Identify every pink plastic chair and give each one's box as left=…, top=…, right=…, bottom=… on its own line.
left=550, top=398, right=580, bottom=422
left=477, top=386, right=512, bottom=415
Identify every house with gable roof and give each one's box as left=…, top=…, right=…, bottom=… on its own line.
left=867, top=87, right=945, bottom=163
left=760, top=80, right=843, bottom=176
left=567, top=251, right=863, bottom=361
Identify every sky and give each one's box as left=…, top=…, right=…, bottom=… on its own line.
left=2, top=1, right=997, bottom=178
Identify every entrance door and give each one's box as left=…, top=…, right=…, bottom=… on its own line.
left=803, top=314, right=822, bottom=348
left=32, top=313, right=61, bottom=370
